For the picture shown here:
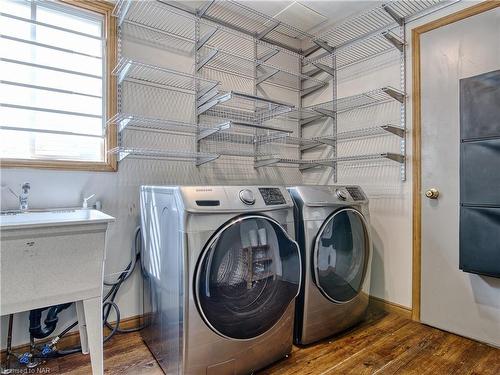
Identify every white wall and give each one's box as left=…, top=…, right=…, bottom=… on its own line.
left=0, top=1, right=480, bottom=349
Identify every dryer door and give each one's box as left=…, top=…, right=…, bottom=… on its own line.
left=313, top=208, right=369, bottom=303
left=195, top=215, right=301, bottom=340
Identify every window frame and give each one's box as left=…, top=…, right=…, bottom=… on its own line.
left=1, top=0, right=117, bottom=172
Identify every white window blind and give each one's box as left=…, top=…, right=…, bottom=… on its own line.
left=0, top=0, right=106, bottom=162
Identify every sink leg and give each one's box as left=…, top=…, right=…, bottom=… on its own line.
left=83, top=297, right=103, bottom=375
left=76, top=301, right=89, bottom=355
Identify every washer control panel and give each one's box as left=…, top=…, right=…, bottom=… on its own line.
left=239, top=189, right=256, bottom=205
left=346, top=186, right=366, bottom=201
left=259, top=187, right=286, bottom=205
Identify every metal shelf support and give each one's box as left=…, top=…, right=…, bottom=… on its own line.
left=197, top=121, right=231, bottom=141
left=256, top=49, right=279, bottom=65
left=301, top=82, right=327, bottom=98
left=313, top=39, right=335, bottom=54
left=314, top=108, right=335, bottom=119
left=382, top=31, right=405, bottom=52
left=381, top=125, right=405, bottom=138
left=302, top=66, right=322, bottom=79
left=382, top=87, right=405, bottom=103
left=312, top=62, right=335, bottom=77
left=196, top=27, right=218, bottom=50
left=257, top=69, right=279, bottom=85
left=196, top=0, right=215, bottom=18
left=382, top=4, right=404, bottom=26
left=197, top=48, right=218, bottom=70
left=256, top=21, right=280, bottom=40
left=196, top=154, right=220, bottom=166
left=300, top=114, right=324, bottom=127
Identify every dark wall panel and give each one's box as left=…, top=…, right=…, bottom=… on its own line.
left=460, top=139, right=500, bottom=205
left=460, top=69, right=500, bottom=140
left=460, top=206, right=500, bottom=277
left=459, top=69, right=500, bottom=277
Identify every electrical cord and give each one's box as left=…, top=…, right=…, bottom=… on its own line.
left=33, top=227, right=144, bottom=358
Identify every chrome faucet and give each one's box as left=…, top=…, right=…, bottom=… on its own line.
left=19, top=182, right=30, bottom=211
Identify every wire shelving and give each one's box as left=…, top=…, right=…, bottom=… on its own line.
left=111, top=0, right=452, bottom=172
left=255, top=153, right=405, bottom=170
left=198, top=91, right=295, bottom=124
left=109, top=147, right=220, bottom=165
left=286, top=87, right=405, bottom=124
left=114, top=58, right=219, bottom=94
left=303, top=30, right=403, bottom=72
left=312, top=0, right=445, bottom=51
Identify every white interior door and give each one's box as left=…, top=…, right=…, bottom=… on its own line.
left=420, top=6, right=500, bottom=347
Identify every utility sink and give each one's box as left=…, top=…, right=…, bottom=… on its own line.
left=0, top=208, right=114, bottom=229
left=1, top=208, right=114, bottom=375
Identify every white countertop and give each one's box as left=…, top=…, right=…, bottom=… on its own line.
left=0, top=209, right=115, bottom=229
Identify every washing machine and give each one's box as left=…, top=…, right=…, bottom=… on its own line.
left=288, top=185, right=372, bottom=345
left=140, top=185, right=301, bottom=374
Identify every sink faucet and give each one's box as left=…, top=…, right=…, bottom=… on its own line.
left=19, top=182, right=30, bottom=211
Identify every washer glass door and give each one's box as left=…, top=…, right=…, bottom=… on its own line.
left=313, top=208, right=369, bottom=303
left=196, top=215, right=301, bottom=340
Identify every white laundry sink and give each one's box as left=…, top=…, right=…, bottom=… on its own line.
left=1, top=208, right=114, bottom=375
left=0, top=208, right=114, bottom=229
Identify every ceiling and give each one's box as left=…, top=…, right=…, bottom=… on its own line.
left=237, top=1, right=383, bottom=35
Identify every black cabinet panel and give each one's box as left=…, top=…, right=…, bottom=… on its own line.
left=460, top=69, right=500, bottom=140
left=460, top=139, right=500, bottom=205
left=460, top=70, right=500, bottom=278
left=460, top=206, right=500, bottom=277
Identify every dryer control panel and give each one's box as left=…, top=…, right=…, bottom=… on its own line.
left=259, top=188, right=286, bottom=205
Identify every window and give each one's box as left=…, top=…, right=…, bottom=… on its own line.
left=0, top=0, right=117, bottom=171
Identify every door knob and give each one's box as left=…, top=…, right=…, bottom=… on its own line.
left=425, top=188, right=439, bottom=199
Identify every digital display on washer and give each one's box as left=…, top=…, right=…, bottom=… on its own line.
left=259, top=188, right=286, bottom=205
left=346, top=186, right=365, bottom=201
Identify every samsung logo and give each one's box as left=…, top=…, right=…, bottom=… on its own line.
left=195, top=188, right=213, bottom=192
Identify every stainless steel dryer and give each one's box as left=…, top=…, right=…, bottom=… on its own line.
left=140, top=186, right=301, bottom=374
left=288, top=185, right=372, bottom=345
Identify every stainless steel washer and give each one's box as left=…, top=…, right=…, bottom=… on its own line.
left=140, top=186, right=301, bottom=374
left=288, top=185, right=372, bottom=345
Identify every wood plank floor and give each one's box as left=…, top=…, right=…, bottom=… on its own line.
left=13, top=310, right=500, bottom=374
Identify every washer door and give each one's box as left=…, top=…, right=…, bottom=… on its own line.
left=196, top=215, right=301, bottom=340
left=313, top=208, right=369, bottom=303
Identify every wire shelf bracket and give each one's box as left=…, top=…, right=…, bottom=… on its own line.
left=256, top=49, right=279, bottom=65
left=311, top=62, right=335, bottom=77
left=196, top=27, right=218, bottom=51
left=256, top=69, right=280, bottom=85
left=382, top=4, right=404, bottom=26
left=300, top=114, right=324, bottom=127
left=196, top=0, right=215, bottom=18
left=313, top=40, right=335, bottom=54
left=197, top=121, right=232, bottom=141
left=382, top=87, right=405, bottom=103
left=302, top=66, right=322, bottom=79
left=256, top=21, right=281, bottom=40
left=196, top=154, right=220, bottom=166
left=301, top=83, right=328, bottom=98
left=197, top=48, right=218, bottom=70
left=382, top=31, right=405, bottom=52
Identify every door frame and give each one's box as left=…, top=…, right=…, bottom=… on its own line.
left=411, top=0, right=500, bottom=321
